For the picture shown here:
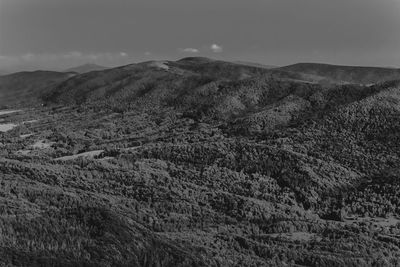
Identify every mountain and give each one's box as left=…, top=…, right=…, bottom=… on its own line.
left=43, top=57, right=346, bottom=109
left=234, top=60, right=278, bottom=69
left=2, top=57, right=400, bottom=265
left=42, top=57, right=274, bottom=107
left=42, top=57, right=392, bottom=123
left=0, top=70, right=75, bottom=108
left=0, top=57, right=292, bottom=109
left=64, top=63, right=108, bottom=74
left=279, top=62, right=400, bottom=84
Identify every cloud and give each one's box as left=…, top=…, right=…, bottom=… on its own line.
left=144, top=51, right=152, bottom=56
left=119, top=52, right=128, bottom=57
left=181, top=48, right=199, bottom=53
left=210, top=44, right=223, bottom=53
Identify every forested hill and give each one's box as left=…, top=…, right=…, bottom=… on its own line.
left=1, top=57, right=400, bottom=265
left=279, top=62, right=400, bottom=84
left=0, top=71, right=75, bottom=108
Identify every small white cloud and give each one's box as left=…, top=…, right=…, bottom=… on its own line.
left=181, top=48, right=199, bottom=53
left=144, top=51, right=152, bottom=56
left=120, top=52, right=128, bottom=57
left=211, top=44, right=223, bottom=53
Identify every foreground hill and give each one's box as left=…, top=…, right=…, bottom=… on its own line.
left=0, top=71, right=75, bottom=108
left=64, top=63, right=108, bottom=74
left=279, top=63, right=400, bottom=84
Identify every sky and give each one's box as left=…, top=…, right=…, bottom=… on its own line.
left=1, top=0, right=400, bottom=71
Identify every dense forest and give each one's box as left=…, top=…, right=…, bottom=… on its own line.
left=1, top=58, right=400, bottom=266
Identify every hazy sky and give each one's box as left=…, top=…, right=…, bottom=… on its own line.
left=1, top=0, right=400, bottom=71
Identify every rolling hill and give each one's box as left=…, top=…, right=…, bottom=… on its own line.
left=2, top=57, right=400, bottom=265
left=234, top=60, right=278, bottom=69
left=0, top=70, right=10, bottom=76
left=42, top=58, right=273, bottom=107
left=41, top=57, right=395, bottom=128
left=279, top=63, right=400, bottom=84
left=64, top=63, right=108, bottom=74
left=0, top=71, right=75, bottom=108
left=5, top=57, right=398, bottom=110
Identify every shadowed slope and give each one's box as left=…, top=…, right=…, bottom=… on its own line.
left=0, top=71, right=75, bottom=108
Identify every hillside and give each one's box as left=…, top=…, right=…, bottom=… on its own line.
left=41, top=57, right=340, bottom=111
left=279, top=63, right=400, bottom=84
left=0, top=58, right=305, bottom=109
left=64, top=63, right=108, bottom=74
left=41, top=58, right=388, bottom=127
left=42, top=58, right=274, bottom=107
left=1, top=58, right=400, bottom=266
left=0, top=71, right=75, bottom=108
left=234, top=60, right=278, bottom=69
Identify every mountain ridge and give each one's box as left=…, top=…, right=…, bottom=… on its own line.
left=64, top=63, right=108, bottom=74
left=279, top=62, right=400, bottom=84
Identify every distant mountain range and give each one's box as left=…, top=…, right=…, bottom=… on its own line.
left=64, top=63, right=108, bottom=74
left=1, top=57, right=400, bottom=108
